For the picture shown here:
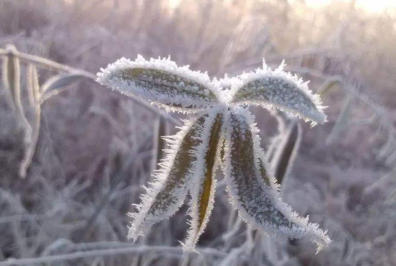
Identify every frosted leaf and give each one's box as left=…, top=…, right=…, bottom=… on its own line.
left=184, top=112, right=223, bottom=252
left=97, top=56, right=221, bottom=113
left=212, top=75, right=241, bottom=104
left=223, top=107, right=331, bottom=251
left=128, top=113, right=209, bottom=240
left=230, top=62, right=326, bottom=125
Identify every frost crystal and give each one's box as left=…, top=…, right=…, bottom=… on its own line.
left=97, top=56, right=330, bottom=253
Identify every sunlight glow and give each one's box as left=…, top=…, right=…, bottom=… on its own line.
left=295, top=0, right=396, bottom=13
left=168, top=0, right=396, bottom=13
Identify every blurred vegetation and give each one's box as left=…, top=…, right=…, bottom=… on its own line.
left=0, top=0, right=396, bottom=265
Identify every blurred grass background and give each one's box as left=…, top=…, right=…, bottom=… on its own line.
left=0, top=0, right=396, bottom=265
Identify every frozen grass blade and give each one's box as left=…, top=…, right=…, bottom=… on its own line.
left=39, top=74, right=87, bottom=103
left=19, top=104, right=41, bottom=178
left=19, top=65, right=42, bottom=178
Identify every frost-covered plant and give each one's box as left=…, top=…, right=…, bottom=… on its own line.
left=97, top=56, right=330, bottom=252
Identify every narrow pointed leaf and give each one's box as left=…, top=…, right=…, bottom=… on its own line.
left=326, top=94, right=353, bottom=145
left=97, top=56, right=221, bottom=112
left=224, top=107, right=330, bottom=251
left=184, top=112, right=223, bottom=251
left=231, top=63, right=326, bottom=125
left=128, top=114, right=209, bottom=240
left=40, top=73, right=87, bottom=103
left=271, top=121, right=301, bottom=185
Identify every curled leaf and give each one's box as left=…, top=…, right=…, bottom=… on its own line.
left=223, top=107, right=330, bottom=251
left=128, top=114, right=209, bottom=240
left=231, top=62, right=326, bottom=125
left=97, top=56, right=221, bottom=112
left=184, top=112, right=223, bottom=251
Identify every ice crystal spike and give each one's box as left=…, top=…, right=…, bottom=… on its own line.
left=223, top=107, right=330, bottom=251
left=128, top=114, right=208, bottom=240
left=230, top=64, right=326, bottom=125
left=97, top=56, right=221, bottom=112
left=96, top=57, right=330, bottom=252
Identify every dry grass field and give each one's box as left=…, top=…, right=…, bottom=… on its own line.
left=0, top=0, right=396, bottom=265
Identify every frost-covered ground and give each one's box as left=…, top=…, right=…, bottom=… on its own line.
left=1, top=0, right=396, bottom=265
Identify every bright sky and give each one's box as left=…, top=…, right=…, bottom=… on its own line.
left=292, top=0, right=396, bottom=13
left=169, top=0, right=396, bottom=13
